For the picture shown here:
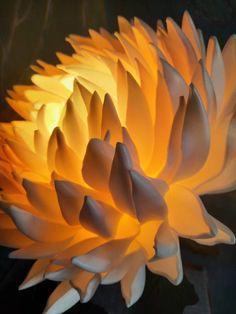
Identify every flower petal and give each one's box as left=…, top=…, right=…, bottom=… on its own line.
left=109, top=143, right=136, bottom=216
left=126, top=71, right=154, bottom=169
left=72, top=237, right=134, bottom=273
left=206, top=36, right=225, bottom=112
left=151, top=222, right=178, bottom=260
left=23, top=179, right=62, bottom=222
left=19, top=259, right=50, bottom=290
left=3, top=205, right=76, bottom=242
left=54, top=180, right=85, bottom=225
left=71, top=271, right=100, bottom=303
left=195, top=217, right=235, bottom=246
left=121, top=263, right=146, bottom=307
left=174, top=85, right=210, bottom=180
left=43, top=281, right=80, bottom=314
left=82, top=138, right=114, bottom=191
left=129, top=170, right=167, bottom=222
left=165, top=184, right=216, bottom=239
left=148, top=242, right=183, bottom=285
left=101, top=93, right=122, bottom=145
left=80, top=196, right=121, bottom=238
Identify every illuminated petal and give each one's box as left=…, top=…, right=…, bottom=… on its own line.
left=165, top=184, right=216, bottom=239
left=206, top=36, right=225, bottom=111
left=54, top=128, right=83, bottom=182
left=62, top=98, right=88, bottom=159
left=71, top=271, right=100, bottom=303
left=0, top=228, right=33, bottom=248
left=3, top=205, right=76, bottom=242
left=9, top=237, right=73, bottom=259
left=80, top=196, right=121, bottom=238
left=195, top=217, right=235, bottom=245
left=23, top=179, right=62, bottom=222
left=109, top=143, right=136, bottom=216
left=101, top=93, right=122, bottom=144
left=82, top=138, right=114, bottom=191
left=43, top=281, right=80, bottom=314
left=121, top=263, right=146, bottom=307
left=19, top=259, right=50, bottom=290
left=129, top=170, right=167, bottom=222
left=222, top=35, right=236, bottom=116
left=148, top=243, right=183, bottom=285
left=126, top=72, right=154, bottom=169
left=182, top=11, right=202, bottom=60
left=165, top=17, right=198, bottom=82
left=54, top=180, right=85, bottom=225
left=174, top=85, right=210, bottom=180
left=72, top=237, right=134, bottom=273
left=152, top=222, right=178, bottom=259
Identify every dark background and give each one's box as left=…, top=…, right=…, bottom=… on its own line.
left=0, top=1, right=236, bottom=313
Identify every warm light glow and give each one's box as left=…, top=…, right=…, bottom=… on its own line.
left=0, top=11, right=235, bottom=313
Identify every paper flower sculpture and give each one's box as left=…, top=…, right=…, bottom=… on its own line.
left=0, top=11, right=235, bottom=313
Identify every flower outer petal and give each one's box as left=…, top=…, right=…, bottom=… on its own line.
left=70, top=271, right=100, bottom=303
left=19, top=259, right=50, bottom=290
left=195, top=217, right=236, bottom=246
left=165, top=184, right=217, bottom=239
left=147, top=239, right=183, bottom=285
left=43, top=281, right=80, bottom=314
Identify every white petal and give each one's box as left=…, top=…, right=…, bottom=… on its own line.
left=148, top=242, right=183, bottom=285
left=80, top=196, right=121, bottom=237
left=152, top=222, right=178, bottom=259
left=109, top=143, right=136, bottom=216
left=82, top=138, right=114, bottom=191
left=129, top=170, right=167, bottom=222
left=165, top=184, right=216, bottom=239
left=43, top=281, right=80, bottom=314
left=71, top=271, right=100, bottom=303
left=72, top=237, right=134, bottom=273
left=121, top=264, right=146, bottom=307
left=195, top=217, right=235, bottom=246
left=19, top=259, right=49, bottom=290
left=3, top=205, right=76, bottom=242
left=54, top=180, right=85, bottom=225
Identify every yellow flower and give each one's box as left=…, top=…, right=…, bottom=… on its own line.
left=0, top=11, right=235, bottom=313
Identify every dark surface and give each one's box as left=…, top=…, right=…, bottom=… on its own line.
left=0, top=1, right=236, bottom=313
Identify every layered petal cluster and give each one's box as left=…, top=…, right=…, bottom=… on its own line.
left=0, top=11, right=235, bottom=313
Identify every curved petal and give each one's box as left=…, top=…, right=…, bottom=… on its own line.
left=165, top=184, right=216, bottom=239
left=206, top=36, right=225, bottom=112
left=9, top=237, right=73, bottom=259
left=71, top=271, right=100, bottom=303
left=129, top=170, right=167, bottom=222
left=3, top=205, right=76, bottom=242
left=109, top=143, right=136, bottom=216
left=72, top=237, right=135, bottom=273
left=174, top=85, right=210, bottom=180
left=82, top=138, right=114, bottom=191
left=101, top=93, right=122, bottom=145
left=80, top=196, right=121, bottom=238
left=19, top=259, right=50, bottom=290
left=54, top=180, right=86, bottom=225
left=151, top=222, right=178, bottom=260
left=195, top=217, right=235, bottom=246
left=43, top=281, right=80, bottom=314
left=23, top=179, right=63, bottom=222
left=126, top=72, right=154, bottom=169
left=121, top=263, right=146, bottom=307
left=148, top=241, right=183, bottom=285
